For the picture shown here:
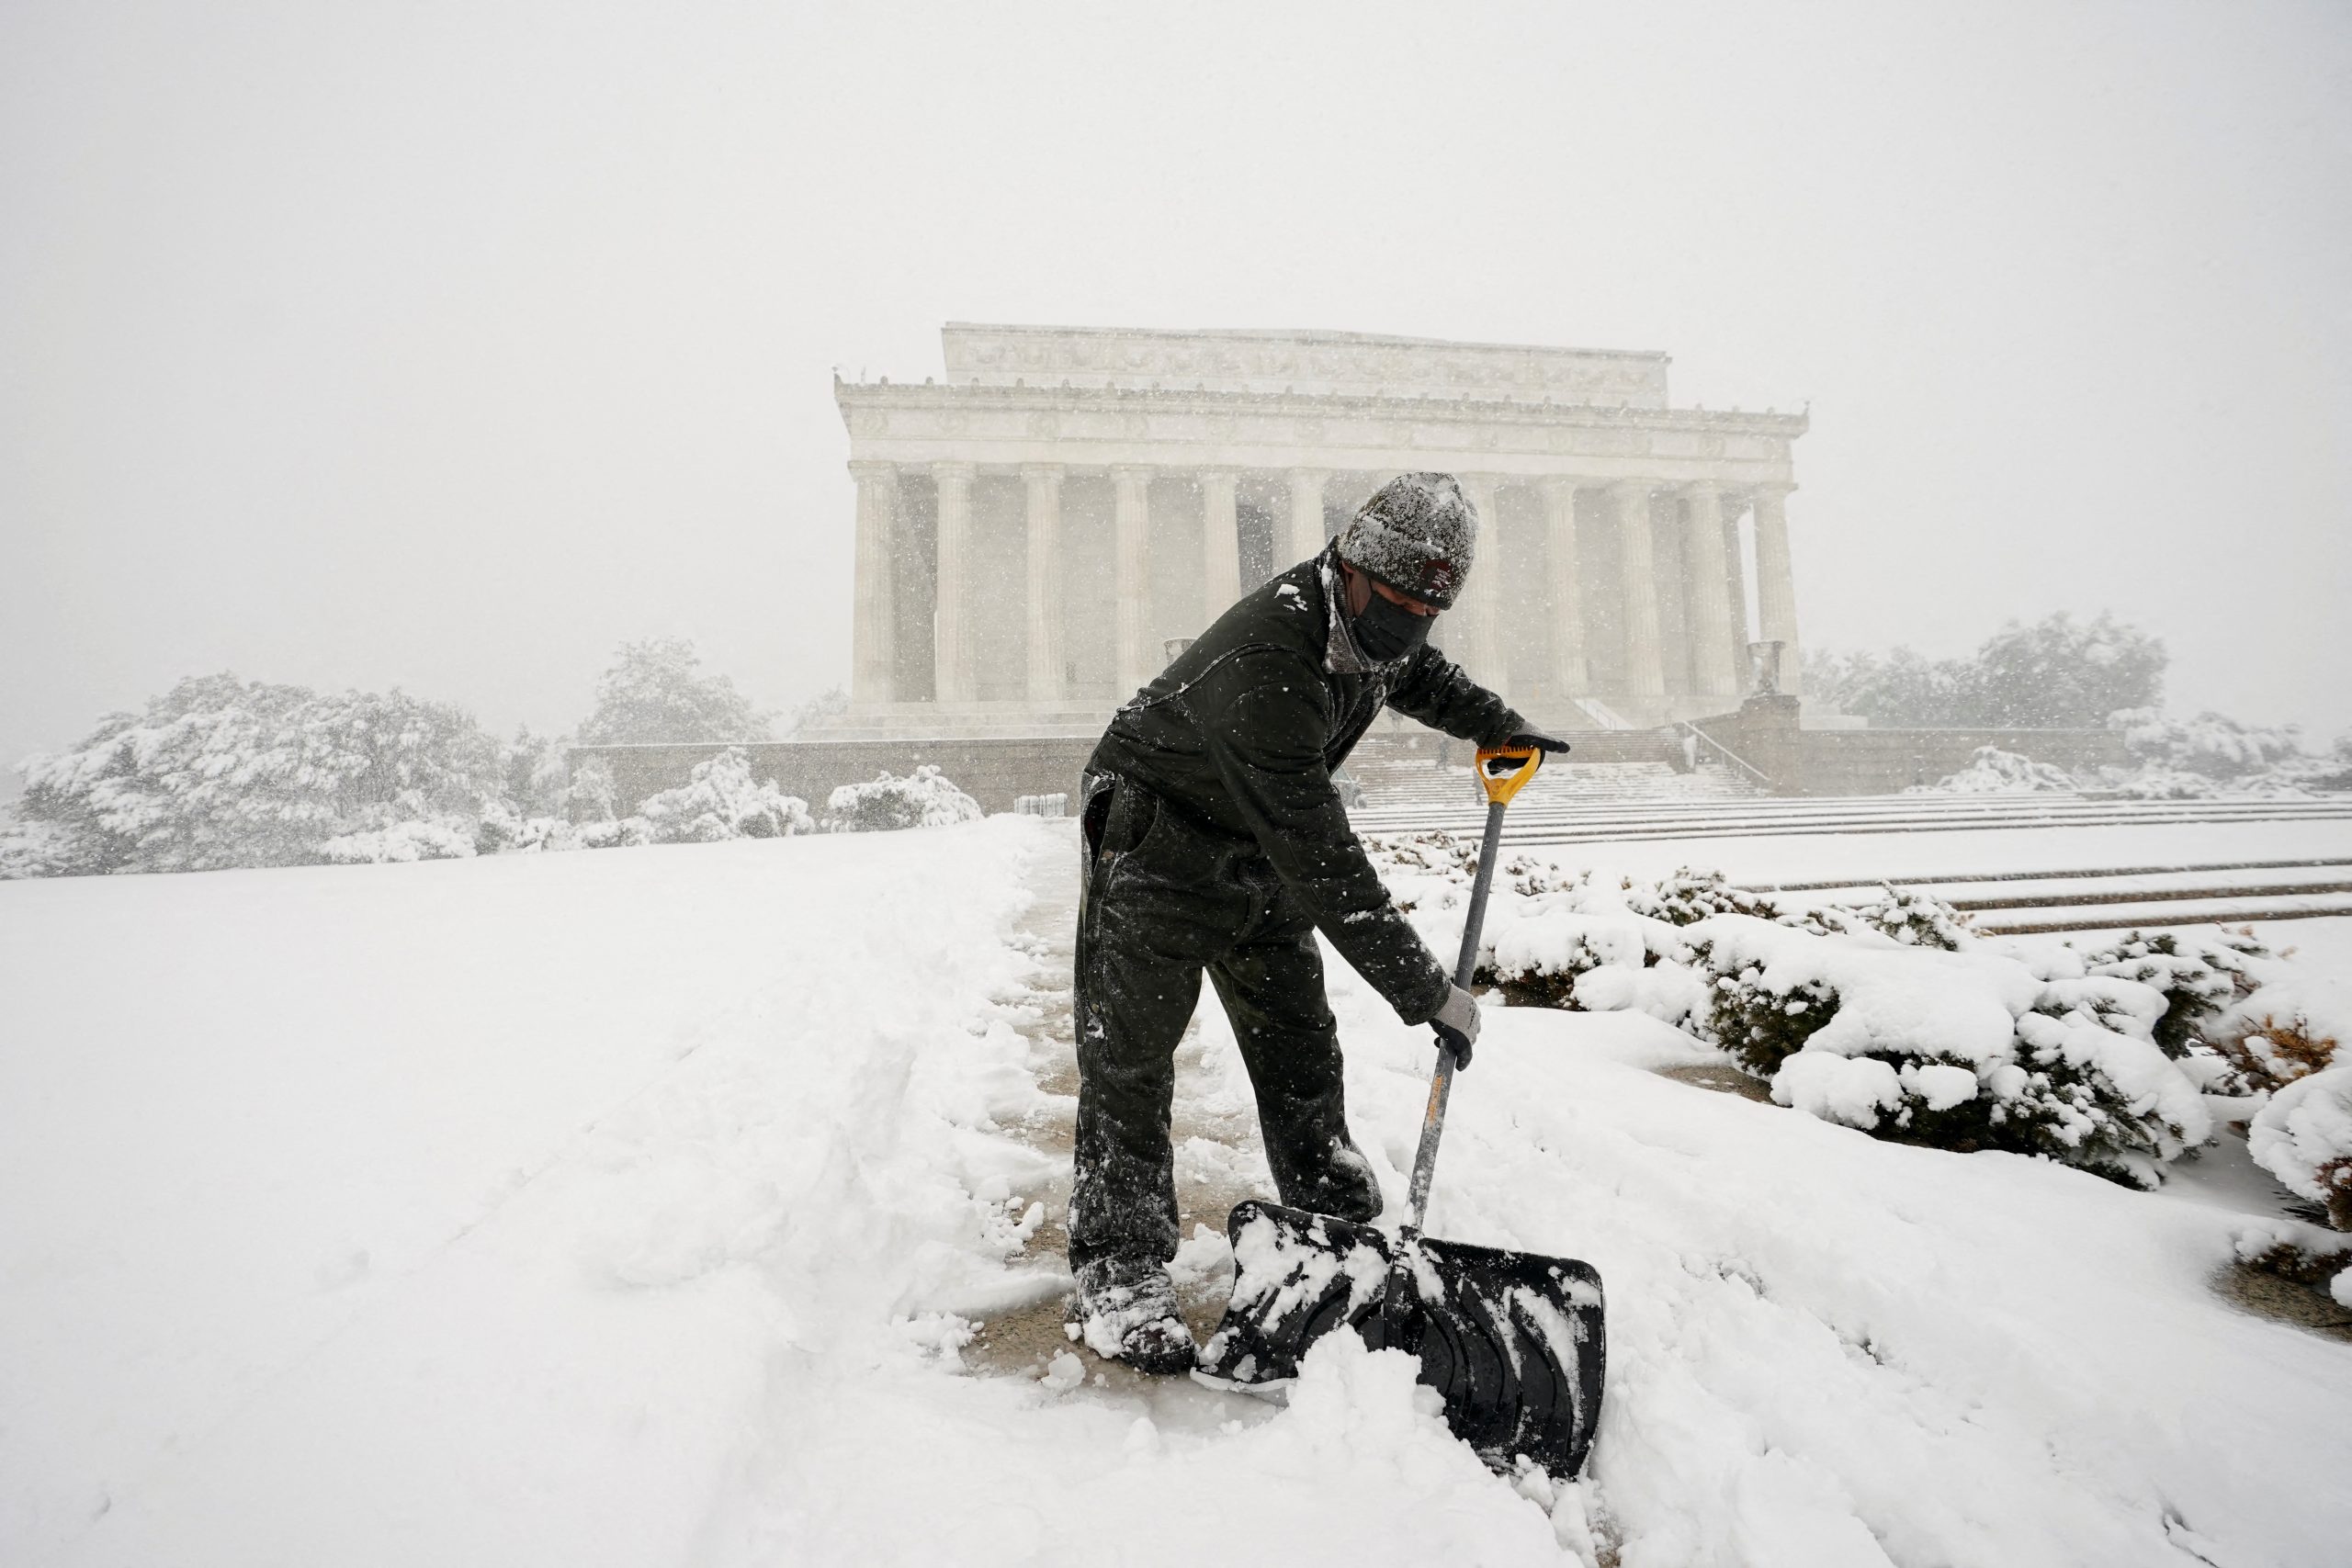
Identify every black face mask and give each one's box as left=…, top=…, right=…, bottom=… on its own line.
left=1351, top=591, right=1434, bottom=662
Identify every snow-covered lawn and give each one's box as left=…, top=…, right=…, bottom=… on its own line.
left=4, top=819, right=2347, bottom=1566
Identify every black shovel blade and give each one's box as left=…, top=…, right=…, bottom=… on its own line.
left=1198, top=1201, right=1606, bottom=1479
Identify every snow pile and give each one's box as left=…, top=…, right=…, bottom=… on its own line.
left=2249, top=1066, right=2352, bottom=1230
left=824, top=764, right=985, bottom=831
left=1910, top=745, right=2078, bottom=795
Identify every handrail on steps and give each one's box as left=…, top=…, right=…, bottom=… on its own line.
left=1678, top=720, right=1775, bottom=788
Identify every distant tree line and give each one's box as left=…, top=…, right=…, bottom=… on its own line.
left=1804, top=612, right=2166, bottom=730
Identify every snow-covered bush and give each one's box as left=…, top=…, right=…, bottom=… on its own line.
left=822, top=766, right=983, bottom=832
left=2249, top=1066, right=2352, bottom=1230
left=1912, top=746, right=2077, bottom=795
left=321, top=818, right=480, bottom=864
left=1489, top=910, right=1657, bottom=1010
left=2211, top=976, right=2346, bottom=1095
left=7, top=674, right=506, bottom=874
left=1691, top=918, right=2209, bottom=1187
left=635, top=749, right=815, bottom=843
left=2072, top=929, right=2266, bottom=1058
left=1845, top=885, right=1972, bottom=950
left=1623, top=865, right=1783, bottom=926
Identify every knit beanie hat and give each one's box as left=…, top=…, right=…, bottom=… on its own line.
left=1336, top=472, right=1476, bottom=610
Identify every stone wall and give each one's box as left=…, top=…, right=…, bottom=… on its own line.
left=569, top=738, right=1099, bottom=817
left=1688, top=698, right=2131, bottom=796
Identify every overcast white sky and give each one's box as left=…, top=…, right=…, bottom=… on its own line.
left=4, top=0, right=2347, bottom=780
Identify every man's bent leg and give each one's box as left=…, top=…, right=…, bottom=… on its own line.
left=1207, top=909, right=1384, bottom=1224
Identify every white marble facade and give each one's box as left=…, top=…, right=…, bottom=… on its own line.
left=835, top=324, right=1807, bottom=736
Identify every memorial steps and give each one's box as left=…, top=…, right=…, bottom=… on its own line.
left=1756, top=860, right=2352, bottom=935
left=1344, top=757, right=1763, bottom=811
left=1344, top=771, right=2352, bottom=931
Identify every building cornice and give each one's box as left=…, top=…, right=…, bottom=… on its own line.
left=832, top=376, right=1807, bottom=437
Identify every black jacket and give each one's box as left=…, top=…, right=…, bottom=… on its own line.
left=1087, top=546, right=1525, bottom=1024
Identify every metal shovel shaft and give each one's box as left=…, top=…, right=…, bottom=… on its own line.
left=1402, top=795, right=1510, bottom=1234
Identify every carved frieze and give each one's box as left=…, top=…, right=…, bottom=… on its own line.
left=943, top=323, right=1671, bottom=408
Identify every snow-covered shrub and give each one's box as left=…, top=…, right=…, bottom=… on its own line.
left=1488, top=911, right=1657, bottom=1010
left=2075, top=929, right=2268, bottom=1059
left=635, top=749, right=815, bottom=843
left=1845, top=886, right=1972, bottom=951
left=1690, top=916, right=2210, bottom=1187
left=2249, top=1065, right=2352, bottom=1229
left=2233, top=1218, right=2352, bottom=1292
left=1912, top=746, right=2077, bottom=795
left=2212, top=976, right=2346, bottom=1095
left=1623, top=865, right=1783, bottom=926
left=577, top=816, right=653, bottom=850
left=321, top=818, right=480, bottom=864
left=9, top=674, right=506, bottom=874
left=822, top=765, right=982, bottom=832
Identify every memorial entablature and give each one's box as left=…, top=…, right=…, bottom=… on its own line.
left=828, top=323, right=1809, bottom=738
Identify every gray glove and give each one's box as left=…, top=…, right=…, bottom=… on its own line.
left=1431, top=984, right=1482, bottom=1069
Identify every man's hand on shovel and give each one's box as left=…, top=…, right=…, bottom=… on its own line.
left=1432, top=983, right=1481, bottom=1069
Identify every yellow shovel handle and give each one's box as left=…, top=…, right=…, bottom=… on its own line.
left=1475, top=744, right=1543, bottom=805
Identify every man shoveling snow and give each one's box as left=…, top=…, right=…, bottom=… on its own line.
left=1069, top=471, right=1566, bottom=1371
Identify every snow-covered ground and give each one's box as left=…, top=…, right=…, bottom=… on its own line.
left=4, top=818, right=2349, bottom=1566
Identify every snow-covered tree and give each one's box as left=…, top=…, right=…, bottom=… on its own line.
left=4, top=674, right=504, bottom=875
left=1809, top=612, right=2165, bottom=729
left=2108, top=708, right=2306, bottom=780
left=577, top=638, right=769, bottom=746
left=784, top=685, right=848, bottom=737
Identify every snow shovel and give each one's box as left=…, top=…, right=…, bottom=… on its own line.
left=1196, top=743, right=1606, bottom=1480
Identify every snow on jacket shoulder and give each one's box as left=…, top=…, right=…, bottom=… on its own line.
left=1086, top=546, right=1524, bottom=1025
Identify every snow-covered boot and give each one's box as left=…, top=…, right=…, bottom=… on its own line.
left=1071, top=1258, right=1195, bottom=1374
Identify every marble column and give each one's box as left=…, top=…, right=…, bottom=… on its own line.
left=1612, top=479, right=1666, bottom=704
left=1022, top=464, right=1065, bottom=705
left=1113, top=465, right=1154, bottom=694
left=1285, top=468, right=1329, bottom=565
left=1680, top=481, right=1739, bottom=701
left=849, top=460, right=898, bottom=705
left=1539, top=476, right=1587, bottom=696
left=1200, top=468, right=1241, bottom=625
left=1457, top=474, right=1506, bottom=685
left=1752, top=483, right=1803, bottom=695
left=931, top=461, right=977, bottom=704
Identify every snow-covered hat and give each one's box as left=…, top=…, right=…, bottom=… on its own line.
left=1337, top=472, right=1476, bottom=610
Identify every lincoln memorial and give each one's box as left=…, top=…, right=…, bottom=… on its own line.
left=820, top=323, right=1809, bottom=740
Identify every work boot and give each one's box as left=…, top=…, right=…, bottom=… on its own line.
left=1071, top=1258, right=1196, bottom=1374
